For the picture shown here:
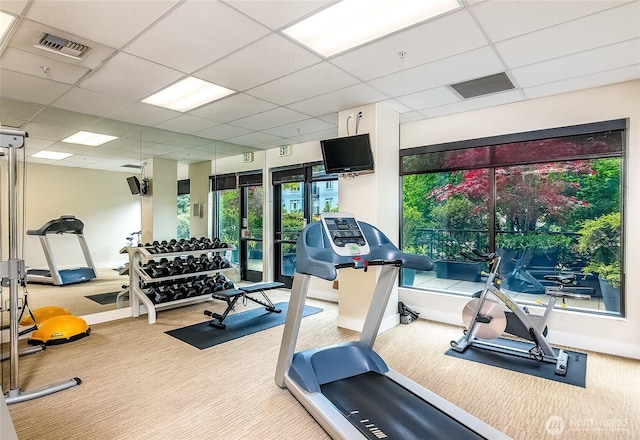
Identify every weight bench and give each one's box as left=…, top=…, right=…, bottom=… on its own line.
left=204, top=282, right=284, bottom=329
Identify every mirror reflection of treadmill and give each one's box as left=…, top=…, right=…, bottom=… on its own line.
left=26, top=216, right=97, bottom=285
left=275, top=212, right=511, bottom=440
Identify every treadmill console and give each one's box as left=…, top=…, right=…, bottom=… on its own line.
left=320, top=212, right=370, bottom=256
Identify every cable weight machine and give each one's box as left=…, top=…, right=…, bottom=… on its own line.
left=1, top=129, right=81, bottom=404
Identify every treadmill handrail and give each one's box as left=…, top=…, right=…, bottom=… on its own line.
left=26, top=216, right=84, bottom=235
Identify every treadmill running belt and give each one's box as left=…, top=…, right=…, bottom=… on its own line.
left=321, top=372, right=485, bottom=440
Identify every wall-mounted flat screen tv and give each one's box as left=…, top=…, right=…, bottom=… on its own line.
left=320, top=134, right=374, bottom=174
left=127, top=176, right=141, bottom=195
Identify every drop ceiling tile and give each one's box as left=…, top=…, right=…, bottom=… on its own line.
left=523, top=65, right=640, bottom=100
left=100, top=137, right=141, bottom=152
left=194, top=124, right=252, bottom=140
left=125, top=1, right=269, bottom=73
left=53, top=88, right=131, bottom=117
left=331, top=10, right=487, bottom=81
left=212, top=141, right=251, bottom=154
left=247, top=62, right=360, bottom=105
left=397, top=87, right=461, bottom=111
left=317, top=113, right=338, bottom=125
left=108, top=102, right=181, bottom=127
left=420, top=89, right=526, bottom=118
left=153, top=114, right=221, bottom=134
left=253, top=138, right=292, bottom=150
left=224, top=0, right=331, bottom=30
left=24, top=0, right=179, bottom=48
left=0, top=99, right=44, bottom=125
left=511, top=39, right=640, bottom=88
left=230, top=107, right=308, bottom=131
left=9, top=19, right=116, bottom=70
left=226, top=131, right=282, bottom=147
left=166, top=133, right=215, bottom=149
left=57, top=154, right=103, bottom=165
left=195, top=33, right=322, bottom=91
left=22, top=137, right=55, bottom=150
left=378, top=99, right=413, bottom=114
left=30, top=108, right=99, bottom=131
left=0, top=70, right=71, bottom=105
left=160, top=148, right=214, bottom=161
left=190, top=93, right=277, bottom=123
left=27, top=157, right=60, bottom=166
left=496, top=2, right=640, bottom=68
left=82, top=158, right=138, bottom=170
left=141, top=142, right=183, bottom=155
left=21, top=122, right=75, bottom=140
left=288, top=83, right=388, bottom=117
left=1, top=0, right=28, bottom=14
left=263, top=117, right=334, bottom=138
left=85, top=148, right=142, bottom=160
left=471, top=0, right=629, bottom=42
left=289, top=127, right=338, bottom=144
left=1, top=47, right=90, bottom=85
left=82, top=119, right=142, bottom=138
left=45, top=141, right=92, bottom=154
left=367, top=46, right=503, bottom=97
left=79, top=52, right=184, bottom=101
left=139, top=127, right=183, bottom=143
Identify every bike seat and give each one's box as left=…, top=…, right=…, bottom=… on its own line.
left=543, top=274, right=576, bottom=285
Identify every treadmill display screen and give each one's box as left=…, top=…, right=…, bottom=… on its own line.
left=324, top=217, right=365, bottom=247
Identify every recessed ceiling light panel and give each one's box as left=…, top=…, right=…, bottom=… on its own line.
left=142, top=77, right=235, bottom=112
left=0, top=11, right=17, bottom=45
left=283, top=0, right=461, bottom=57
left=62, top=131, right=118, bottom=146
left=32, top=151, right=73, bottom=160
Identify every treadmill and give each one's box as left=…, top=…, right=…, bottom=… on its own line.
left=26, top=215, right=97, bottom=285
left=274, top=213, right=510, bottom=440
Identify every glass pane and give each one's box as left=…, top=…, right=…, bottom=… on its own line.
left=247, top=240, right=263, bottom=273
left=495, top=158, right=621, bottom=314
left=247, top=185, right=263, bottom=240
left=247, top=185, right=263, bottom=273
left=177, top=194, right=190, bottom=240
left=311, top=180, right=339, bottom=222
left=401, top=171, right=489, bottom=290
left=218, top=188, right=240, bottom=264
left=280, top=182, right=304, bottom=276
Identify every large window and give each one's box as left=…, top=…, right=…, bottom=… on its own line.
left=401, top=120, right=625, bottom=316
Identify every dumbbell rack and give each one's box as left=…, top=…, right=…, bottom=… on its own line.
left=123, top=244, right=237, bottom=324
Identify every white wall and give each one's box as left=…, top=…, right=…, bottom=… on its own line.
left=399, top=80, right=640, bottom=359
left=19, top=162, right=140, bottom=269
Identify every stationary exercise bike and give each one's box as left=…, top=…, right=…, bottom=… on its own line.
left=450, top=250, right=589, bottom=376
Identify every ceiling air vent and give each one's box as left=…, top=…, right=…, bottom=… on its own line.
left=34, top=33, right=90, bottom=60
left=121, top=164, right=142, bottom=169
left=450, top=72, right=515, bottom=99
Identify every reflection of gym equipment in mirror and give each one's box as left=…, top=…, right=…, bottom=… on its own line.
left=450, top=250, right=590, bottom=376
left=1, top=129, right=82, bottom=404
left=275, top=212, right=509, bottom=439
left=26, top=215, right=97, bottom=285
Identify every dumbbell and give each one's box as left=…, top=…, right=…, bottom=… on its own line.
left=147, top=286, right=169, bottom=304
left=144, top=260, right=164, bottom=278
left=183, top=281, right=198, bottom=298
left=168, top=284, right=184, bottom=301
